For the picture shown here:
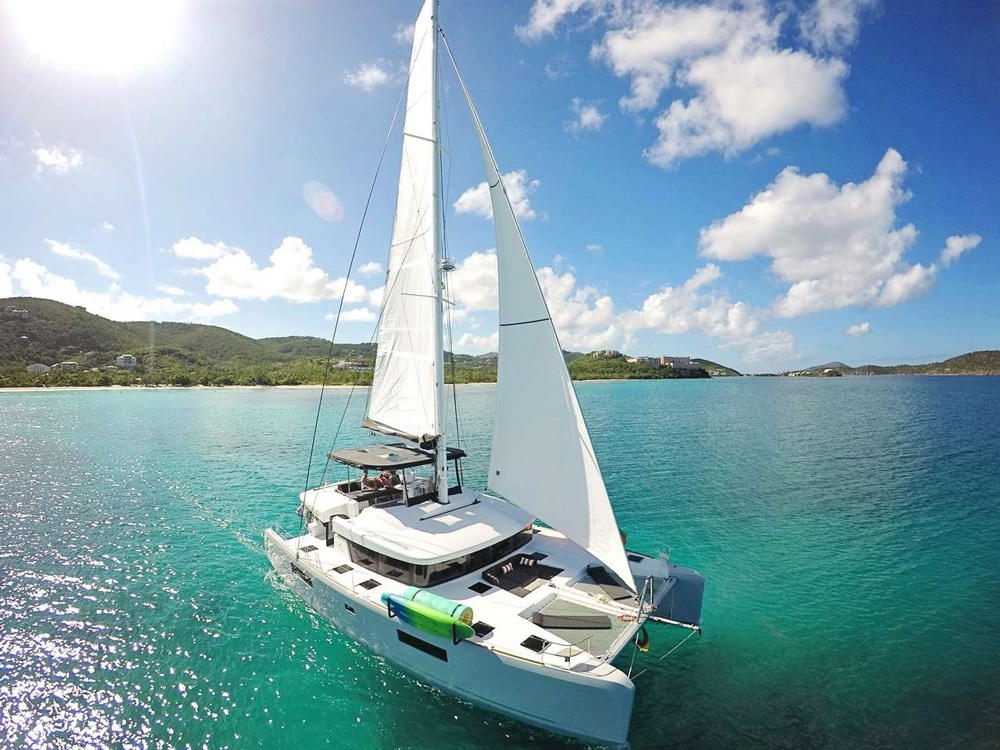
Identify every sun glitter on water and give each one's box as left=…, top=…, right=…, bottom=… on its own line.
left=7, top=0, right=185, bottom=75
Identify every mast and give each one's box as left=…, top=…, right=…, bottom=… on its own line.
left=431, top=0, right=448, bottom=504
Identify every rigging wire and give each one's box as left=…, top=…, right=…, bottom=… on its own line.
left=294, top=61, right=412, bottom=560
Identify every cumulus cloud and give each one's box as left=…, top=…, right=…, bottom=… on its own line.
left=33, top=140, right=83, bottom=174
left=99, top=221, right=115, bottom=233
left=447, top=249, right=794, bottom=360
left=565, top=98, right=608, bottom=134
left=939, top=234, right=981, bottom=268
left=46, top=239, right=120, bottom=280
left=845, top=321, right=870, bottom=336
left=169, top=237, right=231, bottom=260
left=330, top=307, right=378, bottom=323
left=157, top=285, right=188, bottom=296
left=343, top=60, right=394, bottom=92
left=0, top=261, right=12, bottom=297
left=393, top=22, right=415, bottom=44
left=8, top=258, right=237, bottom=322
left=456, top=331, right=499, bottom=352
left=801, top=0, right=879, bottom=52
left=358, top=261, right=383, bottom=277
left=184, top=235, right=374, bottom=304
left=518, top=0, right=868, bottom=166
left=454, top=169, right=540, bottom=221
left=699, top=148, right=974, bottom=317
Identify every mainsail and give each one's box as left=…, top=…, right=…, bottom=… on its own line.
left=447, top=46, right=636, bottom=591
left=363, top=0, right=442, bottom=445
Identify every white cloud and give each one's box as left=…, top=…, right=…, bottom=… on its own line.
left=939, top=234, right=981, bottom=268
left=801, top=0, right=878, bottom=52
left=516, top=0, right=591, bottom=41
left=188, top=235, right=373, bottom=304
left=0, top=261, right=12, bottom=297
left=446, top=248, right=793, bottom=360
left=586, top=243, right=603, bottom=254
left=46, top=239, right=120, bottom=280
left=169, top=237, right=231, bottom=260
left=566, top=98, right=608, bottom=134
left=99, top=221, right=115, bottom=233
left=157, top=285, right=188, bottom=296
left=33, top=141, right=83, bottom=174
left=845, top=321, right=870, bottom=336
left=358, top=261, right=383, bottom=277
left=699, top=148, right=968, bottom=317
left=190, top=299, right=239, bottom=319
left=456, top=331, right=499, bottom=352
left=448, top=251, right=499, bottom=311
left=330, top=307, right=378, bottom=323
left=520, top=0, right=862, bottom=166
left=454, top=169, right=540, bottom=221
left=393, top=22, right=415, bottom=44
left=343, top=60, right=394, bottom=92
left=9, top=258, right=237, bottom=322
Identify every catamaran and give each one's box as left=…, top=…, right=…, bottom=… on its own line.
left=264, top=1, right=705, bottom=745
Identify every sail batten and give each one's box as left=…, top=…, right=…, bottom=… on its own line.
left=364, top=0, right=442, bottom=447
left=444, top=41, right=636, bottom=592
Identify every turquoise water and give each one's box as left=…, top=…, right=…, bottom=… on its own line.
left=1, top=377, right=999, bottom=749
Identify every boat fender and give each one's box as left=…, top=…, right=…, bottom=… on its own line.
left=636, top=625, right=650, bottom=652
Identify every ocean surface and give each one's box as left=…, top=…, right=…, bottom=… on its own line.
left=2, top=377, right=999, bottom=750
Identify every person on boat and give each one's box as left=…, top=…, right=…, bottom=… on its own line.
left=361, top=469, right=379, bottom=489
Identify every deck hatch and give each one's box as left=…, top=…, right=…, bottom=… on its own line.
left=472, top=621, right=494, bottom=637
left=397, top=630, right=448, bottom=661
left=333, top=564, right=354, bottom=574
left=520, top=635, right=550, bottom=653
left=468, top=582, right=492, bottom=594
left=358, top=579, right=381, bottom=590
left=300, top=545, right=318, bottom=554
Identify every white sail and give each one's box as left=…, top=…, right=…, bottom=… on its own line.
left=448, top=56, right=635, bottom=591
left=363, top=0, right=442, bottom=445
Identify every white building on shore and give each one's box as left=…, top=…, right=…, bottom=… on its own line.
left=26, top=363, right=51, bottom=374
left=116, top=354, right=137, bottom=370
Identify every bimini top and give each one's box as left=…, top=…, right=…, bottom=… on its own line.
left=329, top=442, right=467, bottom=470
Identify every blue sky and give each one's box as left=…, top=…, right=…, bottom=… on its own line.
left=0, top=0, right=996, bottom=372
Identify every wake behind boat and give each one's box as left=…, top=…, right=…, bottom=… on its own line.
left=265, top=1, right=704, bottom=745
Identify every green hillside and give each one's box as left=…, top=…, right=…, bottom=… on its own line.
left=847, top=350, right=1000, bottom=376
left=1, top=297, right=742, bottom=388
left=692, top=358, right=741, bottom=376
left=567, top=355, right=709, bottom=380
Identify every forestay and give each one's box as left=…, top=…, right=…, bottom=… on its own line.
left=363, top=0, right=441, bottom=444
left=448, top=52, right=636, bottom=592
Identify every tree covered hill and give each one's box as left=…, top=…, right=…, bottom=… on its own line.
left=846, top=351, right=1000, bottom=375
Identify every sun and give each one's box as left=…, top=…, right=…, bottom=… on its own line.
left=7, top=0, right=185, bottom=75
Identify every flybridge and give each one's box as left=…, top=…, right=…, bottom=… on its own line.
left=329, top=443, right=466, bottom=471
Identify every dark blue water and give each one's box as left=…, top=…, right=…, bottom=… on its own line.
left=1, top=377, right=998, bottom=749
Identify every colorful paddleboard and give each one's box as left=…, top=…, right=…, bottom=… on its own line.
left=381, top=593, right=475, bottom=641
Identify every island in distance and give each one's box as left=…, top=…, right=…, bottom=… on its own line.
left=0, top=297, right=735, bottom=387
left=3, top=297, right=997, bottom=387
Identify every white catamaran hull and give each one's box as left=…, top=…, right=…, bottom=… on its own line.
left=265, top=531, right=635, bottom=747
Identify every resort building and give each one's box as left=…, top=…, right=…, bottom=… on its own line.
left=591, top=350, right=622, bottom=359
left=26, top=363, right=50, bottom=374
left=626, top=356, right=660, bottom=366
left=115, top=354, right=137, bottom=370
left=54, top=362, right=80, bottom=372
left=660, top=356, right=700, bottom=369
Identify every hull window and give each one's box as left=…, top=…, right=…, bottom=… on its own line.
left=397, top=630, right=448, bottom=661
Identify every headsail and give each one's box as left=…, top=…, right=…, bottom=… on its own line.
left=363, top=0, right=442, bottom=445
left=446, top=44, right=636, bottom=592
